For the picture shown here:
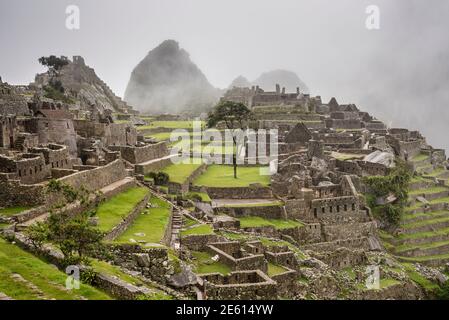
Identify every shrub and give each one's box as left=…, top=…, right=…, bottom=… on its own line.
left=148, top=172, right=169, bottom=185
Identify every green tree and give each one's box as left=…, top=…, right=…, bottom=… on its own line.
left=38, top=55, right=69, bottom=71
left=207, top=100, right=253, bottom=178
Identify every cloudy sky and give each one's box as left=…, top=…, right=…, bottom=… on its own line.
left=1, top=0, right=448, bottom=151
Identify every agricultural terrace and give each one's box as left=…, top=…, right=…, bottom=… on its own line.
left=0, top=238, right=110, bottom=300
left=95, top=187, right=148, bottom=232
left=193, top=165, right=271, bottom=187
left=114, top=196, right=172, bottom=245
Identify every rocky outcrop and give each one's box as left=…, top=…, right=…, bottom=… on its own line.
left=32, top=56, right=132, bottom=113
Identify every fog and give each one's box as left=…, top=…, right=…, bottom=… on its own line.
left=0, top=0, right=448, bottom=150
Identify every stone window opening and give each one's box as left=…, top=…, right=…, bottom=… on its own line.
left=314, top=208, right=318, bottom=218
left=344, top=204, right=348, bottom=211
left=329, top=206, right=333, bottom=213
left=35, top=166, right=37, bottom=173
left=321, top=207, right=325, bottom=214
left=337, top=205, right=340, bottom=213
left=352, top=203, right=356, bottom=211
left=29, top=168, right=32, bottom=175
left=18, top=169, right=21, bottom=177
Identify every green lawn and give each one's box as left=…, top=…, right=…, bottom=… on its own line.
left=91, top=260, right=172, bottom=300
left=267, top=263, right=287, bottom=277
left=114, top=197, right=171, bottom=245
left=193, top=165, right=271, bottom=187
left=0, top=238, right=110, bottom=300
left=96, top=187, right=148, bottom=232
left=191, top=251, right=231, bottom=275
left=161, top=161, right=203, bottom=184
left=221, top=201, right=284, bottom=208
left=0, top=206, right=33, bottom=217
left=401, top=215, right=449, bottom=230
left=137, top=120, right=205, bottom=131
left=412, top=153, right=429, bottom=162
left=239, top=216, right=303, bottom=230
left=181, top=224, right=214, bottom=236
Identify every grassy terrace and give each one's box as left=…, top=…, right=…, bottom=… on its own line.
left=137, top=120, right=205, bottom=131
left=191, top=251, right=231, bottom=275
left=395, top=239, right=449, bottom=253
left=193, top=165, right=270, bottom=187
left=396, top=226, right=449, bottom=241
left=408, top=186, right=448, bottom=195
left=267, top=263, right=288, bottom=277
left=0, top=206, right=33, bottom=217
left=402, top=210, right=449, bottom=222
left=181, top=224, right=214, bottom=236
left=220, top=200, right=283, bottom=208
left=411, top=153, right=429, bottom=162
left=91, top=260, right=172, bottom=300
left=114, top=196, right=172, bottom=245
left=96, top=187, right=148, bottom=233
left=401, top=215, right=449, bottom=230
left=0, top=238, right=110, bottom=300
left=185, top=192, right=211, bottom=203
left=160, top=161, right=203, bottom=184
left=238, top=216, right=303, bottom=230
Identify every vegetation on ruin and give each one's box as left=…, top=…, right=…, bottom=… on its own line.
left=191, top=251, right=231, bottom=275
left=95, top=187, right=148, bottom=232
left=364, top=160, right=412, bottom=228
left=206, top=100, right=253, bottom=178
left=238, top=216, right=303, bottom=230
left=181, top=224, right=214, bottom=236
left=38, top=55, right=69, bottom=71
left=0, top=238, right=110, bottom=300
left=193, top=165, right=270, bottom=187
left=46, top=179, right=88, bottom=204
left=0, top=206, right=33, bottom=217
left=114, top=196, right=172, bottom=245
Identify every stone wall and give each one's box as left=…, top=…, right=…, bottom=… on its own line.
left=109, top=142, right=168, bottom=164
left=207, top=242, right=267, bottom=272
left=191, top=185, right=273, bottom=199
left=181, top=234, right=226, bottom=251
left=167, top=163, right=207, bottom=194
left=201, top=270, right=277, bottom=300
left=214, top=204, right=284, bottom=219
left=0, top=173, right=46, bottom=207
left=57, top=159, right=128, bottom=192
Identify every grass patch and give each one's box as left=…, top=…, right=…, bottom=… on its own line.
left=114, top=197, right=171, bottom=245
left=239, top=216, right=303, bottom=230
left=402, top=263, right=442, bottom=292
left=0, top=206, right=33, bottom=217
left=181, top=224, right=214, bottom=236
left=401, top=215, right=449, bottom=230
left=0, top=238, right=110, bottom=300
left=221, top=200, right=284, bottom=208
left=96, top=187, right=148, bottom=232
left=191, top=251, right=231, bottom=275
left=411, top=153, right=429, bottom=162
left=267, top=263, right=287, bottom=276
left=161, top=162, right=203, bottom=184
left=193, top=165, right=270, bottom=187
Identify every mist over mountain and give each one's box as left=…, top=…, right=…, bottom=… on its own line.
left=253, top=70, right=309, bottom=93
left=124, top=40, right=220, bottom=114
left=229, top=70, right=309, bottom=93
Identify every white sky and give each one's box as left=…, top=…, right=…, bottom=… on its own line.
left=1, top=0, right=449, bottom=151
